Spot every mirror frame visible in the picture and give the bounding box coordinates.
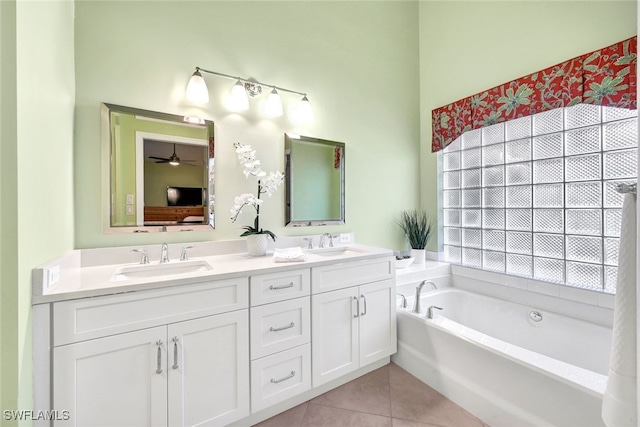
[101,103,215,233]
[284,133,345,227]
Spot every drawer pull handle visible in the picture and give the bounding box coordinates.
[353,296,360,318]
[172,337,179,370]
[361,294,367,316]
[155,340,163,374]
[270,322,295,332]
[271,370,296,384]
[269,282,294,290]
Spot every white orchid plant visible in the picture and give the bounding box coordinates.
[230,142,285,241]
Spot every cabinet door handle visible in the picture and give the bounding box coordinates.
[353,296,359,318]
[361,294,367,316]
[269,322,295,332]
[270,371,296,384]
[172,337,179,370]
[155,340,163,374]
[269,282,294,290]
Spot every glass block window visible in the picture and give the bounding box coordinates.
[442,105,638,293]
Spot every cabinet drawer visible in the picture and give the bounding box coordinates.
[250,268,310,305]
[250,344,311,413]
[311,257,394,294]
[53,277,248,346]
[250,297,310,359]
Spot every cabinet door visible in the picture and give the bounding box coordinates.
[358,279,397,366]
[311,287,359,387]
[53,327,167,427]
[167,310,249,427]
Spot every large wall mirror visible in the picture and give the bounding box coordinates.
[101,103,215,232]
[284,133,345,226]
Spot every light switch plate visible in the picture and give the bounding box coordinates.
[126,194,134,204]
[126,205,133,215]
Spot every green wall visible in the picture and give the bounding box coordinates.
[74,1,421,250]
[419,0,637,251]
[1,0,75,422]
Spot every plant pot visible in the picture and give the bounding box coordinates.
[246,234,269,256]
[411,248,426,265]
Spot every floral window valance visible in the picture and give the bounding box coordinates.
[432,36,637,152]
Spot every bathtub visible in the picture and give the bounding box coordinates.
[391,287,612,427]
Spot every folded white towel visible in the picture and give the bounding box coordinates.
[273,247,306,263]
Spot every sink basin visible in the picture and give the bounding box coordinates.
[307,247,364,257]
[111,259,213,282]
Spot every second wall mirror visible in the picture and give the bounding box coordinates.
[284,133,345,226]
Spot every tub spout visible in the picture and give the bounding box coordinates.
[412,280,437,313]
[427,305,443,319]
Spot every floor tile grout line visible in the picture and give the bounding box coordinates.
[298,400,310,427]
[308,401,393,419]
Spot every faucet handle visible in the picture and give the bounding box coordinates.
[180,246,195,261]
[131,249,149,265]
[427,306,443,319]
[397,293,407,309]
[302,237,314,249]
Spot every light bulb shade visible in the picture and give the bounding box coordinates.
[186,70,209,104]
[264,88,283,117]
[227,80,249,111]
[296,95,313,123]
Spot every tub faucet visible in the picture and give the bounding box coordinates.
[412,280,437,313]
[427,305,443,319]
[160,243,170,264]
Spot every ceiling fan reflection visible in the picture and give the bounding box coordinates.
[148,143,196,166]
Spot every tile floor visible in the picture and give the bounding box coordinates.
[253,363,487,427]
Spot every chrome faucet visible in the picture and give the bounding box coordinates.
[160,243,170,263]
[319,233,334,248]
[411,280,437,313]
[427,305,443,319]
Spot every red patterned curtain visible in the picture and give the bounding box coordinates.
[432,36,637,152]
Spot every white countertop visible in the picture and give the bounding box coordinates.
[32,243,393,304]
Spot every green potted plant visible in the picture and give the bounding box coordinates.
[397,209,432,265]
[230,142,284,256]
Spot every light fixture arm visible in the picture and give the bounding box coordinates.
[195,66,307,97]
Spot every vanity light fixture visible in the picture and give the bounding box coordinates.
[186,67,312,122]
[264,88,283,117]
[185,69,209,104]
[228,79,250,111]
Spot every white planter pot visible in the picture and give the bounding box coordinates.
[411,248,426,265]
[246,234,269,257]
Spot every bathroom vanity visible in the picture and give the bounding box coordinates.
[32,240,396,426]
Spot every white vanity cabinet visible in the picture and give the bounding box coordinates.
[311,258,396,387]
[37,246,397,427]
[51,277,250,427]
